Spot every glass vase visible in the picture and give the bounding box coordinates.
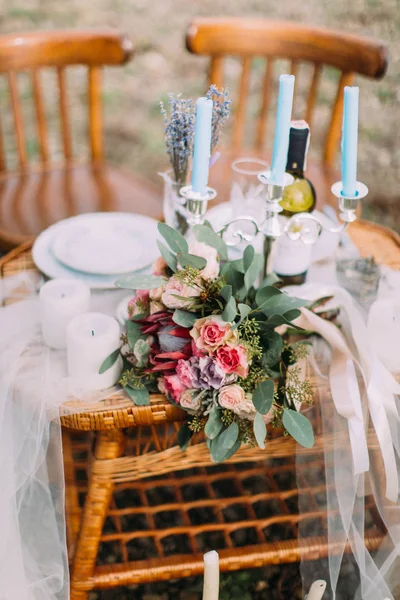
[159,171,189,237]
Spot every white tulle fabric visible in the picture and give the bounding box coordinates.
[0,273,399,599]
[288,284,400,599]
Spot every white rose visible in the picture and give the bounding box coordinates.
[180,390,201,412]
[161,276,197,310]
[188,241,220,280]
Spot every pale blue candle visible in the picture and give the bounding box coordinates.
[270,74,295,186]
[341,86,359,197]
[192,97,213,195]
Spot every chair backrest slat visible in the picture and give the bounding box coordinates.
[32,69,49,163]
[0,112,6,171]
[0,31,133,172]
[324,71,354,166]
[232,57,251,151]
[255,59,274,152]
[57,67,73,161]
[305,64,322,127]
[186,18,388,165]
[8,72,27,169]
[88,66,103,162]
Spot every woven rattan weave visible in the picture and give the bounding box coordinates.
[1,219,399,599]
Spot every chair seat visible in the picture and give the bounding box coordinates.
[0,163,163,251]
[209,150,340,212]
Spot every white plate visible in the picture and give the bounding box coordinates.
[32,213,159,290]
[206,203,340,263]
[52,213,158,275]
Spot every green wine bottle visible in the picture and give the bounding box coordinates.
[273,120,316,286]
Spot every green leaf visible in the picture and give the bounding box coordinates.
[283,308,302,322]
[210,436,241,463]
[127,319,144,350]
[254,412,267,449]
[192,224,228,260]
[177,422,193,451]
[238,303,251,321]
[133,339,151,367]
[221,421,239,450]
[124,385,150,406]
[220,285,232,303]
[99,347,120,374]
[244,253,262,291]
[260,331,283,367]
[259,273,281,287]
[115,273,165,290]
[243,244,255,271]
[178,253,207,269]
[172,309,197,328]
[260,312,303,331]
[252,379,275,415]
[157,240,177,272]
[260,292,309,317]
[282,409,314,448]
[255,285,282,307]
[204,407,223,440]
[221,296,237,322]
[223,264,245,295]
[158,222,189,254]
[230,258,245,273]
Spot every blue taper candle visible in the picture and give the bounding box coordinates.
[341,86,359,197]
[270,74,295,186]
[192,97,213,195]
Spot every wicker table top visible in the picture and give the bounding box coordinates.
[1,219,399,431]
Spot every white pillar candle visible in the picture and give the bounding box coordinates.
[40,279,90,349]
[67,312,122,392]
[202,550,219,600]
[306,580,327,599]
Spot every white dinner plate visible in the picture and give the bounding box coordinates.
[206,203,340,263]
[52,213,158,275]
[32,213,159,290]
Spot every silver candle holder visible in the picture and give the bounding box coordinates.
[216,170,368,279]
[179,185,217,229]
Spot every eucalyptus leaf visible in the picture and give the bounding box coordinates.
[172,309,197,328]
[204,407,223,440]
[259,292,309,317]
[127,319,144,350]
[220,285,232,303]
[254,412,266,449]
[282,409,315,448]
[261,312,303,331]
[252,379,275,414]
[157,240,177,272]
[192,224,228,260]
[244,253,262,291]
[243,245,255,271]
[230,258,245,273]
[98,348,120,374]
[218,439,241,462]
[158,222,188,254]
[123,385,150,406]
[221,296,237,322]
[221,421,239,450]
[115,273,166,290]
[259,273,281,287]
[260,331,283,367]
[224,265,245,295]
[255,285,282,307]
[238,303,251,321]
[178,253,207,270]
[211,435,241,463]
[133,338,151,367]
[177,422,193,451]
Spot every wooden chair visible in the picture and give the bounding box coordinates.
[0,30,161,251]
[186,19,388,208]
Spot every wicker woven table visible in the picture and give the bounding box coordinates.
[1,219,400,600]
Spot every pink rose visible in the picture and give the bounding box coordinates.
[176,357,200,388]
[215,344,248,378]
[152,256,168,277]
[161,276,197,310]
[190,316,237,353]
[180,389,201,412]
[188,241,220,280]
[218,384,246,413]
[128,289,150,317]
[163,374,187,403]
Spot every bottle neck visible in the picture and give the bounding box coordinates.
[286,121,310,178]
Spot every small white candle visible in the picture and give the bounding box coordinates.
[67,312,122,392]
[202,550,219,600]
[40,279,90,349]
[306,580,327,599]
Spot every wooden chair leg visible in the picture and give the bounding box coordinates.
[70,429,125,600]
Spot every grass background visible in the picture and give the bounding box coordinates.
[0,0,399,229]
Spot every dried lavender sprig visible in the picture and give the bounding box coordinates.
[206,85,232,153]
[160,94,195,185]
